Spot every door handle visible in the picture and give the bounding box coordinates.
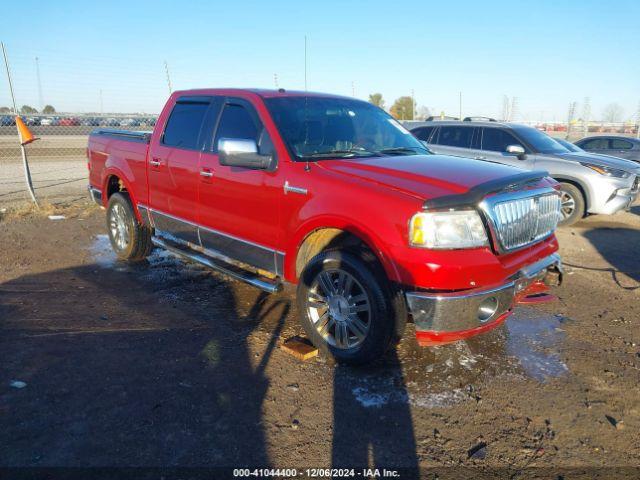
[200,170,213,178]
[149,158,162,167]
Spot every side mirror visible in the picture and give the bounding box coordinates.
[218,138,273,170]
[506,144,526,160]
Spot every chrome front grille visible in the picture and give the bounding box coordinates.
[483,189,561,252]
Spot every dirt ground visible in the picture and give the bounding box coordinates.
[0,199,639,478]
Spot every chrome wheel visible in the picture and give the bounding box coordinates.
[306,270,371,349]
[109,203,131,251]
[560,191,576,219]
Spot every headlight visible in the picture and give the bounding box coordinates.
[580,162,630,178]
[409,210,489,249]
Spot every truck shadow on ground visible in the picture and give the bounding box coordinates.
[0,238,422,471]
[581,227,640,288]
[0,259,279,467]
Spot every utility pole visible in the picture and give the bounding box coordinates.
[99,89,103,115]
[581,97,591,138]
[2,42,38,206]
[411,89,415,120]
[35,56,44,111]
[459,91,462,120]
[273,73,279,89]
[566,101,577,139]
[510,97,518,122]
[304,35,308,91]
[636,101,640,139]
[351,81,355,97]
[164,60,173,95]
[501,95,510,122]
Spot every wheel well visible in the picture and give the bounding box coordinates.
[554,178,588,211]
[106,175,126,199]
[295,228,380,278]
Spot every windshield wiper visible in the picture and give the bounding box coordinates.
[377,147,427,156]
[300,149,379,160]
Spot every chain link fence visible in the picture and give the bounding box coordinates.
[0,45,169,204]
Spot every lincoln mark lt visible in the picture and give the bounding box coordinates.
[88,89,564,364]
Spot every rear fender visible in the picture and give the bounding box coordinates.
[101,166,143,222]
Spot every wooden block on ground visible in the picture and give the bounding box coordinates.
[281,336,318,361]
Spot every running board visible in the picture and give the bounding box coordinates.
[151,237,282,293]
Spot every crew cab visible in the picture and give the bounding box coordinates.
[88,89,563,364]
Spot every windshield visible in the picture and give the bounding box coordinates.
[511,125,570,154]
[555,138,583,152]
[264,96,429,160]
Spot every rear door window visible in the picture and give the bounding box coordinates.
[581,138,609,150]
[438,126,474,148]
[481,128,521,152]
[162,100,210,149]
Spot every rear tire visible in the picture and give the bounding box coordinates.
[296,250,406,365]
[106,192,153,262]
[557,182,585,226]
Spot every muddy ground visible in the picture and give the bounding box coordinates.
[0,200,639,478]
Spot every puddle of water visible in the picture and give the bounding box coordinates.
[348,307,570,409]
[505,308,569,382]
[89,234,120,268]
[87,234,215,299]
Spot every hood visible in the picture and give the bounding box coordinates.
[555,151,640,172]
[317,154,531,201]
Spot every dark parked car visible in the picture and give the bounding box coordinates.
[0,115,16,126]
[575,136,640,162]
[80,117,101,127]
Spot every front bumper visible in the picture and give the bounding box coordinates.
[406,253,562,346]
[588,174,639,215]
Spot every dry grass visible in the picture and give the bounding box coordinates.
[0,199,98,223]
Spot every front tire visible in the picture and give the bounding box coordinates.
[106,192,153,262]
[296,250,406,365]
[558,182,585,226]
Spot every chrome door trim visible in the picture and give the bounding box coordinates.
[137,204,284,275]
[148,208,200,246]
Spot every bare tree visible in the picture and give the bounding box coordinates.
[416,105,431,121]
[602,103,624,123]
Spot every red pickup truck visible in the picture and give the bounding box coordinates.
[88,89,563,364]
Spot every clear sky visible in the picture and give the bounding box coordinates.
[1,0,639,121]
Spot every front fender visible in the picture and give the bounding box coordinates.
[284,214,402,284]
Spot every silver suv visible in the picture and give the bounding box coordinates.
[409,121,640,225]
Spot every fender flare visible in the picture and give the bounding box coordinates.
[284,214,402,284]
[101,166,143,221]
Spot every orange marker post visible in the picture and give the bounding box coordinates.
[14,116,39,205]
